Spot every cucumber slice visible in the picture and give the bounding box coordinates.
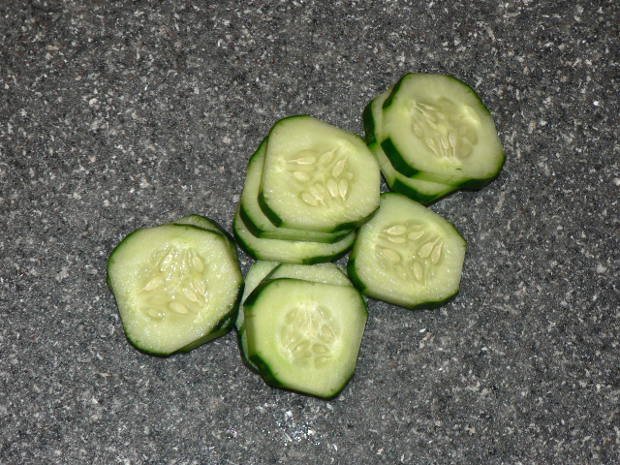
[365,89,458,204]
[107,224,243,355]
[240,139,352,243]
[174,214,224,235]
[266,263,352,287]
[244,278,367,398]
[238,262,353,371]
[259,115,380,232]
[233,210,355,264]
[381,73,505,186]
[348,193,466,309]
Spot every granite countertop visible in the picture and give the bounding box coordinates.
[1,1,618,464]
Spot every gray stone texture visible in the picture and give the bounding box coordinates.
[0,0,618,464]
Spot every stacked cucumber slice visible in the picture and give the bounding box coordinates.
[234,115,381,264]
[107,72,505,399]
[238,262,367,398]
[364,73,505,203]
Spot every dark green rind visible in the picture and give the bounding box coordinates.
[250,352,356,400]
[362,100,376,145]
[346,257,367,294]
[257,190,284,227]
[178,279,245,352]
[233,212,355,264]
[382,73,408,110]
[387,175,457,205]
[300,248,351,265]
[240,202,351,244]
[381,138,421,177]
[236,327,259,372]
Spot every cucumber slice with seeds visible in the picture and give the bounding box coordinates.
[348,193,466,309]
[240,140,352,243]
[259,115,380,232]
[107,224,243,355]
[244,278,367,398]
[233,210,355,264]
[380,73,505,186]
[238,262,353,371]
[365,89,458,204]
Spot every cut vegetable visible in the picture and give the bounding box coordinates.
[259,115,380,232]
[266,263,351,287]
[244,278,367,398]
[238,262,353,371]
[364,88,458,204]
[233,210,355,264]
[107,224,243,355]
[240,140,352,243]
[348,193,466,309]
[380,73,505,187]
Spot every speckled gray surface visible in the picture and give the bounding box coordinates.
[1,0,618,464]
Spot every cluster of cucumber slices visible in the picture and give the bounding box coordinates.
[107,73,504,398]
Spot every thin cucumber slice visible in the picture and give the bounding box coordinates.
[238,262,352,371]
[348,193,466,309]
[174,214,238,254]
[266,263,351,287]
[240,140,352,243]
[233,210,355,264]
[107,224,243,355]
[174,214,224,235]
[259,115,380,232]
[381,73,505,186]
[244,278,367,398]
[236,260,279,330]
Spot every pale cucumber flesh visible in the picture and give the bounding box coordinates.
[381,73,505,185]
[348,193,466,309]
[244,278,367,398]
[107,224,243,355]
[260,115,380,232]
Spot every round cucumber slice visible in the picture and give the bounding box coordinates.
[240,139,352,243]
[259,115,380,232]
[381,73,505,186]
[365,89,458,204]
[348,193,466,309]
[238,262,353,372]
[107,224,243,355]
[244,278,368,398]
